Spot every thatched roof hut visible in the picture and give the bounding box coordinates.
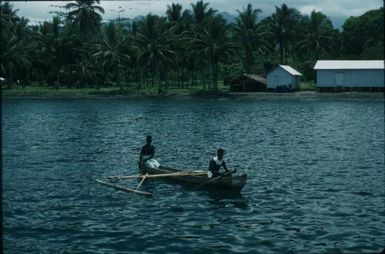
[225,74,267,92]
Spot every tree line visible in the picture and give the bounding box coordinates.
[0,1,383,92]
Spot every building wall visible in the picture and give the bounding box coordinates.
[316,69,384,87]
[291,76,300,90]
[267,67,296,89]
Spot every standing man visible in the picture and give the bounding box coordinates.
[139,135,155,170]
[208,148,234,177]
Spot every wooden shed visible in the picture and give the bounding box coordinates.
[226,74,266,92]
[314,60,384,92]
[266,65,302,92]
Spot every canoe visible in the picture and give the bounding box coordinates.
[143,165,247,192]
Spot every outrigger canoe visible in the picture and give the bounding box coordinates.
[143,165,247,192]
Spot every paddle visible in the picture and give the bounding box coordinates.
[194,169,237,190]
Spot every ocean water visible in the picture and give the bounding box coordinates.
[2,96,384,253]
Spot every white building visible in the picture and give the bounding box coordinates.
[266,65,302,92]
[314,60,384,91]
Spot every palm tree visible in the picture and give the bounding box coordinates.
[191,0,216,25]
[0,2,32,84]
[166,3,182,24]
[63,0,104,87]
[32,18,61,84]
[296,10,336,60]
[0,2,19,31]
[267,4,301,64]
[234,4,268,74]
[165,4,194,88]
[93,22,132,89]
[191,16,236,90]
[65,0,104,35]
[136,14,176,90]
[0,35,31,83]
[0,19,32,83]
[31,17,80,86]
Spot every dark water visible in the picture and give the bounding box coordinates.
[3,96,384,253]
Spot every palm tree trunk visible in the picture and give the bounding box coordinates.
[178,67,182,88]
[135,67,139,83]
[9,67,13,84]
[212,62,218,91]
[201,70,206,90]
[158,69,161,93]
[245,47,252,74]
[280,41,284,64]
[190,71,194,87]
[315,48,320,61]
[181,66,184,89]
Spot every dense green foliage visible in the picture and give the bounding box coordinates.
[0,1,383,92]
[341,8,384,59]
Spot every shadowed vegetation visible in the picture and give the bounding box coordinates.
[0,1,383,94]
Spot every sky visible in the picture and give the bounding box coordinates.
[7,0,384,27]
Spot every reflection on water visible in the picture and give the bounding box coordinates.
[2,97,384,253]
[206,190,249,210]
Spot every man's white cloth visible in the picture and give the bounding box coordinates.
[213,156,223,166]
[145,159,160,169]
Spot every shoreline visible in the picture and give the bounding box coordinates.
[2,85,383,100]
[2,91,384,100]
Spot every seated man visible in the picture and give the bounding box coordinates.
[208,148,233,178]
[139,135,156,171]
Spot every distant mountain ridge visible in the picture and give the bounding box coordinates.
[217,12,345,29]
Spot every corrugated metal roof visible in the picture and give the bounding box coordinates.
[279,65,302,75]
[314,60,384,70]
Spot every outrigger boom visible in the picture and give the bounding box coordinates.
[95,179,152,196]
[108,171,207,180]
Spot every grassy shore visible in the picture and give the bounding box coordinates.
[1,83,232,97]
[299,81,317,91]
[5,82,383,99]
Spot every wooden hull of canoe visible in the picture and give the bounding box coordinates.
[143,165,247,192]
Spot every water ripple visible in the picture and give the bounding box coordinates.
[2,97,384,253]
